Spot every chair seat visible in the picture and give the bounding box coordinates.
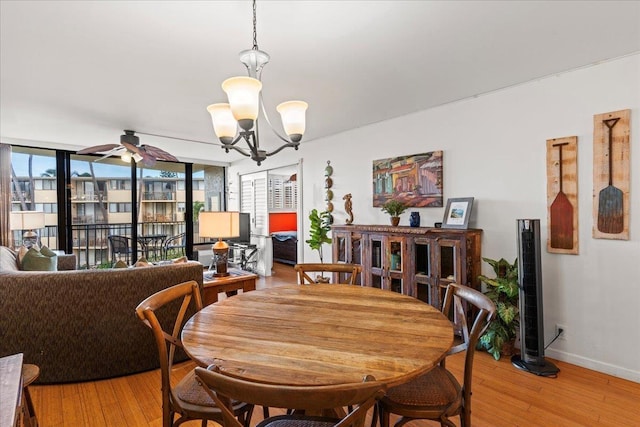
[22,364,40,386]
[382,366,461,410]
[176,370,248,410]
[257,414,339,427]
[176,370,217,406]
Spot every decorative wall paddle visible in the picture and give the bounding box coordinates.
[550,142,574,249]
[597,118,623,234]
[546,136,578,254]
[592,109,630,241]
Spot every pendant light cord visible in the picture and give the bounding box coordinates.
[252,0,259,50]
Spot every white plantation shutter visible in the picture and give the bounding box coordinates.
[268,174,297,211]
[284,180,296,210]
[240,171,271,276]
[268,175,285,210]
[240,171,268,236]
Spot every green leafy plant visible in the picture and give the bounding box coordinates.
[193,200,205,222]
[381,199,408,217]
[305,209,332,263]
[477,257,520,360]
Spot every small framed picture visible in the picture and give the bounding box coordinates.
[442,197,474,229]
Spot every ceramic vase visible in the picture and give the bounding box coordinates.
[409,211,420,227]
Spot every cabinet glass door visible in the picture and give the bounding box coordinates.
[334,233,348,263]
[351,233,363,285]
[435,239,461,309]
[369,235,384,289]
[413,238,432,303]
[387,236,405,294]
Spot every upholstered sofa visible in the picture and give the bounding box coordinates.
[0,246,203,383]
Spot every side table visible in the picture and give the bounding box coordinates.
[202,268,258,306]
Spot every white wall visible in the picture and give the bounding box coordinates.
[230,54,640,382]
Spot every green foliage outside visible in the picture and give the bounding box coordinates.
[477,257,520,360]
[193,200,205,222]
[305,209,332,263]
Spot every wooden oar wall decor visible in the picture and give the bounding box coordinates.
[547,137,578,254]
[593,109,630,240]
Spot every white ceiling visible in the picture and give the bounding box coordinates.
[1,1,639,164]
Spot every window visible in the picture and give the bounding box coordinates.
[110,179,131,190]
[10,147,59,250]
[35,179,56,190]
[7,144,229,267]
[109,203,131,213]
[35,203,58,213]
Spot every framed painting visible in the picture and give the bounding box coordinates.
[372,150,443,207]
[441,197,474,229]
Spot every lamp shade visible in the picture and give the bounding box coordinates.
[207,103,238,140]
[222,76,262,124]
[10,211,45,231]
[276,100,308,142]
[199,211,240,239]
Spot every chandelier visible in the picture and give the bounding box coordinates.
[207,0,308,166]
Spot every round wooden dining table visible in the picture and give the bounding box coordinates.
[181,284,453,387]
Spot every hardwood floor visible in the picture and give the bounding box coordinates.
[29,263,640,426]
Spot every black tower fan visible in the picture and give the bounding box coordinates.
[511,219,560,377]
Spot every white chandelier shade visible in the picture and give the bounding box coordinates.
[207,103,238,142]
[276,100,308,142]
[221,76,263,129]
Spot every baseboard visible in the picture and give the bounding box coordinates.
[545,348,640,383]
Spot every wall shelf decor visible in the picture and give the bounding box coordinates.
[546,136,578,254]
[324,161,334,223]
[592,109,630,240]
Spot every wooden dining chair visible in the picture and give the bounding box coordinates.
[196,365,385,427]
[135,280,254,427]
[373,283,496,427]
[294,263,362,285]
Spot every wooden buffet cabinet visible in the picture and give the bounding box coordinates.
[331,224,482,310]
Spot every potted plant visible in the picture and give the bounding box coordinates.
[381,199,408,226]
[477,257,520,360]
[305,209,332,282]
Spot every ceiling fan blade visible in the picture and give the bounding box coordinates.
[139,149,156,167]
[94,147,126,163]
[76,144,120,155]
[121,141,141,154]
[141,145,178,162]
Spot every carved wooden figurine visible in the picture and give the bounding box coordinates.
[343,193,354,225]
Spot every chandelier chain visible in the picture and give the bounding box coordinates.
[252,0,258,50]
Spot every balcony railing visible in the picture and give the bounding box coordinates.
[141,213,183,223]
[71,192,106,202]
[70,221,187,268]
[142,191,176,201]
[12,221,187,269]
[72,215,107,224]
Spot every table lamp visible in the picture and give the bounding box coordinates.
[199,211,240,277]
[10,211,46,248]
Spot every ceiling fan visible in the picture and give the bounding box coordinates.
[76,130,178,167]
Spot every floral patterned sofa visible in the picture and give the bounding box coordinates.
[0,246,203,383]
